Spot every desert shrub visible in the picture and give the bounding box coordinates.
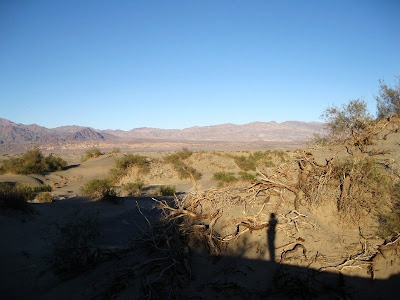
[82,148,103,162]
[163,151,201,180]
[12,182,35,200]
[176,147,193,160]
[46,209,101,279]
[378,183,400,240]
[0,149,67,174]
[273,150,287,162]
[109,154,149,183]
[108,167,127,183]
[110,147,121,154]
[311,133,330,146]
[234,155,257,171]
[164,148,193,163]
[123,178,145,196]
[173,160,201,180]
[33,185,52,192]
[115,154,149,173]
[0,183,30,211]
[376,77,400,119]
[320,158,394,221]
[44,154,67,171]
[232,151,287,171]
[18,148,47,174]
[321,99,375,150]
[81,179,115,200]
[213,172,238,186]
[159,186,176,196]
[0,182,54,210]
[239,171,257,181]
[35,192,53,203]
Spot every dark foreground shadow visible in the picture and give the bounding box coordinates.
[1,196,398,299]
[187,253,400,299]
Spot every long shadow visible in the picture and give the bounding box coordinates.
[188,253,400,299]
[267,212,278,262]
[62,164,80,171]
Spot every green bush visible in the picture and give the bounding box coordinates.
[0,149,67,174]
[81,179,115,200]
[213,172,238,186]
[159,186,176,196]
[82,148,103,162]
[123,178,145,196]
[239,172,257,181]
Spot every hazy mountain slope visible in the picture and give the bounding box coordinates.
[0,117,324,144]
[106,121,324,142]
[0,118,119,144]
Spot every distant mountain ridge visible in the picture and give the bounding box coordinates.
[0,117,325,145]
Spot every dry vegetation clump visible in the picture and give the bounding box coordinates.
[297,151,396,223]
[163,148,202,180]
[96,190,233,298]
[46,209,103,279]
[378,183,400,238]
[302,77,400,237]
[229,150,288,171]
[34,191,53,203]
[81,148,103,162]
[0,148,67,174]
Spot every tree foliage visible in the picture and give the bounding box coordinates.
[376,77,400,119]
[321,99,373,141]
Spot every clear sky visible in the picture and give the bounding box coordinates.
[1,0,399,130]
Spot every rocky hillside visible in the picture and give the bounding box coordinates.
[0,117,324,145]
[0,118,118,144]
[107,121,325,142]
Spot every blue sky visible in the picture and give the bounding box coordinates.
[1,0,399,130]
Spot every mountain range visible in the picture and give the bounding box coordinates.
[0,117,325,145]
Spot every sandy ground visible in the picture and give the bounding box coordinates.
[0,144,399,298]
